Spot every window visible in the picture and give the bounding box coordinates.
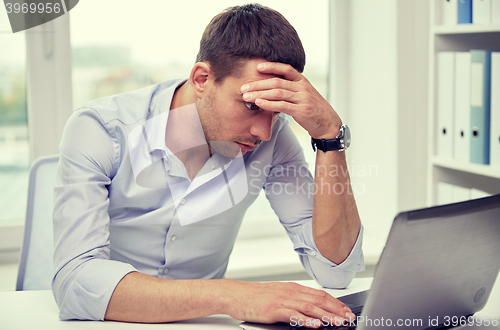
[0,8,29,228]
[69,0,328,237]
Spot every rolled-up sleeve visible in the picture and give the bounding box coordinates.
[52,109,137,321]
[264,121,365,289]
[292,222,364,288]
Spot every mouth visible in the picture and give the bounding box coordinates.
[236,142,258,152]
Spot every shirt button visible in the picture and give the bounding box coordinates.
[180,199,186,205]
[163,268,169,274]
[310,251,317,256]
[171,235,177,241]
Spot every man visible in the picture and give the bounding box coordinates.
[52,3,364,327]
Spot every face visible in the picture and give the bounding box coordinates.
[196,59,281,158]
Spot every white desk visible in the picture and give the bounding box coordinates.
[0,279,371,329]
[1,277,499,329]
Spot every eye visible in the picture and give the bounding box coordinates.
[244,103,260,111]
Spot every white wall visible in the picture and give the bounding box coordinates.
[330,0,429,249]
[349,0,398,243]
[331,0,398,244]
[396,0,429,212]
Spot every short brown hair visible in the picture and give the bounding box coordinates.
[196,3,306,83]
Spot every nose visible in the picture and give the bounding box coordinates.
[249,111,279,142]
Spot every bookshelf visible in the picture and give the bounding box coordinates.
[432,156,500,179]
[434,24,500,34]
[427,1,500,205]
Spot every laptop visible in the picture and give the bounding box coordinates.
[240,194,500,329]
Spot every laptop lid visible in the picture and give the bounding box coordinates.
[358,194,500,330]
[240,195,500,330]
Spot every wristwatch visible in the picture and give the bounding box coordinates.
[311,124,351,152]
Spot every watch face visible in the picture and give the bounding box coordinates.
[341,125,351,149]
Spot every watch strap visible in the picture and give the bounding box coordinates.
[311,137,342,152]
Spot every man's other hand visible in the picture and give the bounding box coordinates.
[223,280,355,329]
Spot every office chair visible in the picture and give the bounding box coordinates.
[16,154,59,291]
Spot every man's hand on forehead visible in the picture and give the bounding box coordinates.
[240,62,342,140]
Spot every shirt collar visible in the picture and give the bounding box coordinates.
[137,78,243,181]
[146,79,187,155]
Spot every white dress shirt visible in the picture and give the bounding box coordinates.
[52,79,365,321]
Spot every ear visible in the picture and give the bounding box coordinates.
[190,62,213,99]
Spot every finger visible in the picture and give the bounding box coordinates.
[271,282,352,314]
[276,309,323,329]
[281,299,347,326]
[298,286,352,311]
[241,77,299,94]
[295,291,355,320]
[242,89,298,104]
[254,98,296,116]
[256,62,302,82]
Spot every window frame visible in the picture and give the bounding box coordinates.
[0,14,73,262]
